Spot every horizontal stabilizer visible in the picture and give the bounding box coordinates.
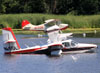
[5,39,16,44]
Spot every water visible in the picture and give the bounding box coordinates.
[0,33,100,73]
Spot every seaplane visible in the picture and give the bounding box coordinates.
[22,19,68,31]
[2,27,63,55]
[46,24,97,54]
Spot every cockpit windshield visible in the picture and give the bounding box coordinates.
[71,41,78,46]
[62,40,78,48]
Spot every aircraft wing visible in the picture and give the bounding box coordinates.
[59,33,73,37]
[44,19,68,30]
[59,33,73,41]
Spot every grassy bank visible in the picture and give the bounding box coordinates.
[0,14,100,29]
[0,29,45,35]
[0,28,100,35]
[63,28,100,33]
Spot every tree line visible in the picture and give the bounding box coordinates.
[0,0,100,15]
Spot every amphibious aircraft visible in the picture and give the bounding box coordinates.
[22,19,68,31]
[46,25,97,54]
[2,27,63,55]
[2,26,97,56]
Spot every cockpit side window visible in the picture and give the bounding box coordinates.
[62,42,70,47]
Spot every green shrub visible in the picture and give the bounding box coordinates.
[0,14,100,29]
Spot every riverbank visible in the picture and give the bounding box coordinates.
[0,28,100,35]
[63,28,100,33]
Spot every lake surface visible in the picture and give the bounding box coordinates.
[0,32,100,73]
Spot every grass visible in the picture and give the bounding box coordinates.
[0,13,100,34]
[63,28,100,33]
[0,13,100,29]
[0,28,100,35]
[9,29,45,35]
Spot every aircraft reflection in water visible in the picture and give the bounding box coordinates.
[2,19,97,56]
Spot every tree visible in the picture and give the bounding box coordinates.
[0,0,99,15]
[30,0,46,13]
[55,0,73,14]
[73,0,99,15]
[0,0,6,13]
[0,0,21,13]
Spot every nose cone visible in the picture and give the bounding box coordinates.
[78,43,98,49]
[92,44,98,48]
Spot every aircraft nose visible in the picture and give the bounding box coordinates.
[96,45,98,48]
[93,44,98,48]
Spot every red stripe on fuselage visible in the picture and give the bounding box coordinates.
[46,29,59,33]
[49,44,62,47]
[63,46,96,50]
[5,48,41,54]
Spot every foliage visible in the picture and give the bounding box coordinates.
[0,14,100,29]
[73,0,99,15]
[0,0,100,15]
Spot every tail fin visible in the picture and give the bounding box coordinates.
[2,27,21,51]
[22,20,30,29]
[22,20,34,30]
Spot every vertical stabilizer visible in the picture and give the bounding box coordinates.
[22,20,30,29]
[22,20,34,30]
[2,27,20,51]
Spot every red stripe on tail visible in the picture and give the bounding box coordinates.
[3,27,21,49]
